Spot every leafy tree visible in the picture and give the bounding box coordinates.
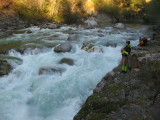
[146,0,160,22]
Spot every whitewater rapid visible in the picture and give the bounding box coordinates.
[0,25,147,120]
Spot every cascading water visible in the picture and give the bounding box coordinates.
[0,25,147,120]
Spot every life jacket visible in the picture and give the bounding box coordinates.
[144,37,148,40]
[123,45,131,56]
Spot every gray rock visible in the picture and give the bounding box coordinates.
[0,55,23,66]
[39,66,65,75]
[41,23,57,29]
[114,23,125,29]
[98,34,104,37]
[59,58,74,66]
[81,43,103,53]
[54,43,72,53]
[17,43,45,54]
[26,30,32,34]
[98,29,102,32]
[130,54,141,68]
[0,58,12,76]
[85,19,97,29]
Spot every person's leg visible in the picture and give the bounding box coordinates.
[124,57,128,72]
[122,56,125,71]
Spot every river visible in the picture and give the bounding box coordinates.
[0,24,149,120]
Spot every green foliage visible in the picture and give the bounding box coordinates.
[10,0,160,23]
[131,0,145,8]
[146,0,160,22]
[91,0,98,4]
[42,2,49,13]
[88,113,106,120]
[98,2,120,19]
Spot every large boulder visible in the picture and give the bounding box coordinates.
[39,66,65,75]
[54,43,72,53]
[114,23,125,29]
[81,43,103,53]
[59,58,74,66]
[85,18,97,29]
[0,59,12,76]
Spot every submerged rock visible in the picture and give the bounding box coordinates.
[17,43,45,54]
[39,66,65,75]
[67,34,79,41]
[59,58,74,66]
[0,55,23,65]
[98,34,104,37]
[106,43,117,47]
[54,43,72,53]
[0,58,12,76]
[81,43,103,53]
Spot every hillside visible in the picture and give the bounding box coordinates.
[0,0,159,24]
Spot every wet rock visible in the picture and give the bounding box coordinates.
[81,43,103,53]
[0,58,12,76]
[39,66,65,75]
[17,43,45,54]
[98,29,102,32]
[0,30,7,38]
[0,55,23,66]
[106,43,117,47]
[67,34,79,41]
[59,58,74,66]
[54,43,72,53]
[85,18,97,29]
[98,34,104,37]
[12,30,27,34]
[0,17,26,30]
[114,23,125,29]
[52,34,59,37]
[26,30,32,34]
[41,23,57,29]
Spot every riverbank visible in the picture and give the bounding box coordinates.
[74,27,160,120]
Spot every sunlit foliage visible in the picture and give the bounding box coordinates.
[0,0,158,23]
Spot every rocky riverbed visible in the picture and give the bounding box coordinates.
[74,28,160,120]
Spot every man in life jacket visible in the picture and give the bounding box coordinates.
[138,37,148,46]
[121,41,131,73]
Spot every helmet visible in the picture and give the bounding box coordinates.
[126,41,130,44]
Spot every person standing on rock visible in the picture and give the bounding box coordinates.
[121,41,131,73]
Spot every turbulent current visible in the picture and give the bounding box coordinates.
[0,25,148,120]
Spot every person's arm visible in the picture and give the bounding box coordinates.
[123,46,131,55]
[123,50,129,55]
